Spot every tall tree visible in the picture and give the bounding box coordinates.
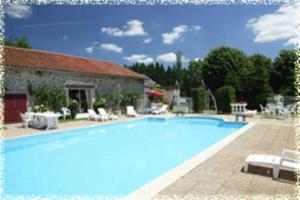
[174,51,186,92]
[201,46,252,100]
[175,51,183,70]
[270,50,296,96]
[183,59,203,96]
[5,36,32,49]
[246,54,273,109]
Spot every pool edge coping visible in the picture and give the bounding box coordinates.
[4,115,239,141]
[3,116,147,141]
[124,122,255,200]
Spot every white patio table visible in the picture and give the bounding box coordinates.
[32,112,61,130]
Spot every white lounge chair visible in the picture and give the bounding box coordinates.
[146,103,159,114]
[152,104,168,115]
[88,109,108,121]
[98,108,118,120]
[61,107,71,120]
[244,148,300,179]
[20,113,33,128]
[273,149,300,179]
[126,106,137,117]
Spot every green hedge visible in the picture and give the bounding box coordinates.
[215,86,236,113]
[191,87,205,113]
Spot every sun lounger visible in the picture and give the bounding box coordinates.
[98,108,118,120]
[88,109,108,121]
[244,148,300,179]
[152,104,168,115]
[273,149,300,179]
[126,106,137,117]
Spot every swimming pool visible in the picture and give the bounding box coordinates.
[4,117,246,196]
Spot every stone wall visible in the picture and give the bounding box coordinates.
[5,67,144,95]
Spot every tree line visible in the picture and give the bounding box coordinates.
[126,47,296,110]
[5,37,295,110]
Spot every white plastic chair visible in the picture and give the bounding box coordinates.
[61,107,71,120]
[278,108,291,119]
[260,104,270,118]
[20,113,33,128]
[126,106,137,117]
[289,104,296,115]
[98,108,117,120]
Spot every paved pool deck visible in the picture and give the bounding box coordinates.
[1,113,297,198]
[159,115,297,198]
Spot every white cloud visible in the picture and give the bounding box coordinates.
[123,54,154,64]
[5,4,32,19]
[247,2,300,46]
[101,19,147,37]
[284,38,298,46]
[157,52,177,62]
[85,47,94,54]
[193,57,203,62]
[157,52,189,63]
[100,43,123,53]
[183,57,190,63]
[191,25,201,31]
[62,36,68,40]
[144,38,152,44]
[162,25,189,44]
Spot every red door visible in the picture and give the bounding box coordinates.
[4,94,27,123]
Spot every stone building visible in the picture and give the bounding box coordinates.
[3,46,145,123]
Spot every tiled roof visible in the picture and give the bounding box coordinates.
[4,46,146,80]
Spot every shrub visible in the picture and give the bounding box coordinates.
[31,86,50,108]
[191,87,205,113]
[67,100,79,119]
[215,86,236,113]
[122,92,142,108]
[93,98,106,113]
[33,104,48,112]
[48,89,67,112]
[30,86,66,112]
[106,84,124,111]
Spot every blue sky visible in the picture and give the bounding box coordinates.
[4,3,297,66]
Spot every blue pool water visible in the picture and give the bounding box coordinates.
[4,117,245,196]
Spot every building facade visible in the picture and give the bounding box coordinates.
[3,46,145,123]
